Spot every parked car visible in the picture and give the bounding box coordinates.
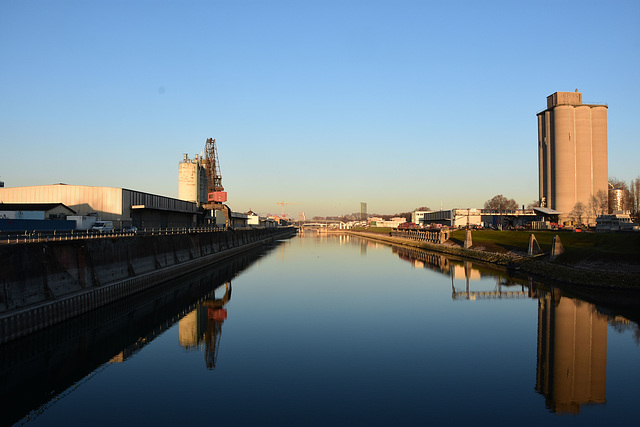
[123,226,137,233]
[91,221,114,233]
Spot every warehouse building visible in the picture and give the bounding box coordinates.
[0,184,199,229]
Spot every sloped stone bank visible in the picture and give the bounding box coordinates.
[347,231,640,289]
[0,227,295,343]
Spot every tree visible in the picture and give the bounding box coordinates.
[630,176,640,218]
[526,200,540,209]
[484,195,518,211]
[570,201,586,225]
[609,177,629,191]
[588,195,600,222]
[595,189,608,216]
[415,206,431,212]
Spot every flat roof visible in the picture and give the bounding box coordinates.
[533,207,562,215]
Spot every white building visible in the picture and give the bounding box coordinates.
[178,153,208,205]
[370,217,407,228]
[417,209,482,228]
[596,213,639,232]
[246,211,260,226]
[411,210,432,225]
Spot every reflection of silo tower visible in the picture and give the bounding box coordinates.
[536,291,607,414]
[178,306,208,350]
[537,91,608,221]
[608,187,629,213]
[178,153,208,205]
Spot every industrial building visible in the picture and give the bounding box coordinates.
[0,139,251,232]
[537,91,608,223]
[0,202,77,232]
[178,153,208,205]
[179,138,230,227]
[0,203,75,220]
[0,184,199,229]
[412,209,482,228]
[608,187,629,213]
[412,208,550,229]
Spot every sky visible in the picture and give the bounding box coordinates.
[1,0,639,218]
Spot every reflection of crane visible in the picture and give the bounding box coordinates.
[276,201,300,218]
[202,282,232,370]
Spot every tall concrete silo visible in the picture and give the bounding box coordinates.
[537,91,608,223]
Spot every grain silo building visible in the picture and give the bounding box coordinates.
[537,91,608,223]
[178,153,208,205]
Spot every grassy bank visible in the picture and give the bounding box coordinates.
[449,229,640,266]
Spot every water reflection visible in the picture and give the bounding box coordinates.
[179,282,231,369]
[393,245,530,299]
[536,288,607,414]
[3,235,639,424]
[391,244,638,415]
[0,243,278,426]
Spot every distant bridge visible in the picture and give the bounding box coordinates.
[296,220,348,229]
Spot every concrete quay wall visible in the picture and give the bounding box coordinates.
[0,227,295,344]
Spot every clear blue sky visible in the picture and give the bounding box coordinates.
[1,0,639,218]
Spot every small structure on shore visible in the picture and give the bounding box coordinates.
[550,235,564,260]
[528,234,542,256]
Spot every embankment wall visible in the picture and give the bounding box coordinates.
[0,227,295,343]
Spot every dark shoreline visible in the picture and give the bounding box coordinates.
[345,231,640,290]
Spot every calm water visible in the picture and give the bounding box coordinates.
[2,234,640,426]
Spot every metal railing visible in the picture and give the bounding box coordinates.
[0,226,229,244]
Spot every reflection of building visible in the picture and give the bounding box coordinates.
[179,306,209,349]
[536,291,607,414]
[178,282,231,369]
[537,91,608,223]
[451,263,481,281]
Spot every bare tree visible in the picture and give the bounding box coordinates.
[526,200,540,209]
[588,195,600,222]
[630,176,640,218]
[570,201,586,225]
[609,177,629,191]
[484,195,518,211]
[594,189,608,216]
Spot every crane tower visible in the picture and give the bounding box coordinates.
[204,138,227,203]
[202,138,229,228]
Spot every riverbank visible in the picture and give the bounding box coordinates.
[346,230,640,289]
[0,227,296,344]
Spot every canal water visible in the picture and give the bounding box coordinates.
[2,234,640,426]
